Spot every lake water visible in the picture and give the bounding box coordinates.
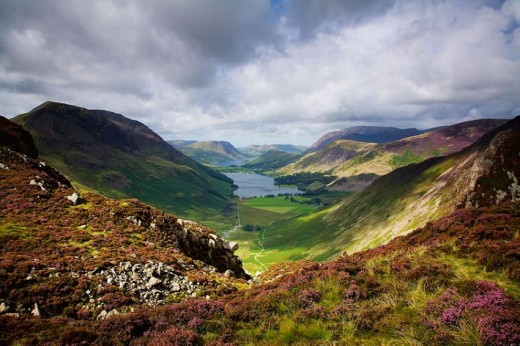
[224,172,301,198]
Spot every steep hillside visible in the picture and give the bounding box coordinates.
[259,116,520,263]
[0,125,249,328]
[242,149,301,171]
[4,197,519,344]
[12,102,234,219]
[240,144,307,157]
[280,119,506,190]
[179,140,246,166]
[279,139,376,175]
[308,126,423,152]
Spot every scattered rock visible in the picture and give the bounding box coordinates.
[67,192,79,205]
[224,270,234,277]
[96,310,108,320]
[31,303,41,318]
[105,309,120,319]
[228,241,239,252]
[146,277,162,289]
[0,302,8,313]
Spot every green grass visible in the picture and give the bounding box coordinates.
[243,196,316,214]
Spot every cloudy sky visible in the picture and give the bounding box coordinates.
[1,0,519,146]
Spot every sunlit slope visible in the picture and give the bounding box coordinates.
[278,119,506,190]
[260,116,520,262]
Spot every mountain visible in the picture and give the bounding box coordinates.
[279,119,506,190]
[308,126,423,152]
[12,101,234,219]
[0,115,38,158]
[178,140,246,166]
[239,144,307,157]
[259,116,520,263]
[241,150,301,171]
[0,120,248,331]
[167,139,197,149]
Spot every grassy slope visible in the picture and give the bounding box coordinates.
[13,102,234,221]
[279,140,375,174]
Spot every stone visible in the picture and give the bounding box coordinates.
[131,272,140,281]
[106,309,120,319]
[0,302,8,313]
[146,277,162,289]
[96,310,108,320]
[171,282,181,292]
[31,303,40,317]
[228,241,239,252]
[224,270,234,277]
[29,179,37,185]
[67,192,79,205]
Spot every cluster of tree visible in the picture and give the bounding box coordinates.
[242,224,262,232]
[284,196,322,205]
[274,172,336,191]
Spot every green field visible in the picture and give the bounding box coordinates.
[223,196,321,274]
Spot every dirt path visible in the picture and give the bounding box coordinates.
[253,227,268,271]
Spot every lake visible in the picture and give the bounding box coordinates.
[224,172,302,198]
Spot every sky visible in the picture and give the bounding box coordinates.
[0,0,519,147]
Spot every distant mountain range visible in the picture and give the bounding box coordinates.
[279,119,506,190]
[239,144,307,157]
[242,149,301,171]
[12,101,234,219]
[262,116,520,262]
[172,140,246,166]
[307,126,424,152]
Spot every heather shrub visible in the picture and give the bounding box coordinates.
[57,327,98,346]
[147,327,202,346]
[353,303,392,331]
[299,289,322,307]
[423,281,520,345]
[97,313,153,344]
[294,305,329,323]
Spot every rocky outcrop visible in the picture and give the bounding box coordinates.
[112,203,248,279]
[0,115,38,158]
[463,117,520,208]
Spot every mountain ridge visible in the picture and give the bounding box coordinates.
[279,119,506,190]
[12,101,234,219]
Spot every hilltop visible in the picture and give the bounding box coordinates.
[308,126,423,152]
[177,140,246,166]
[12,102,234,220]
[242,149,301,171]
[240,144,307,157]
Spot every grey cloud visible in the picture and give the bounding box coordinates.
[0,0,519,147]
